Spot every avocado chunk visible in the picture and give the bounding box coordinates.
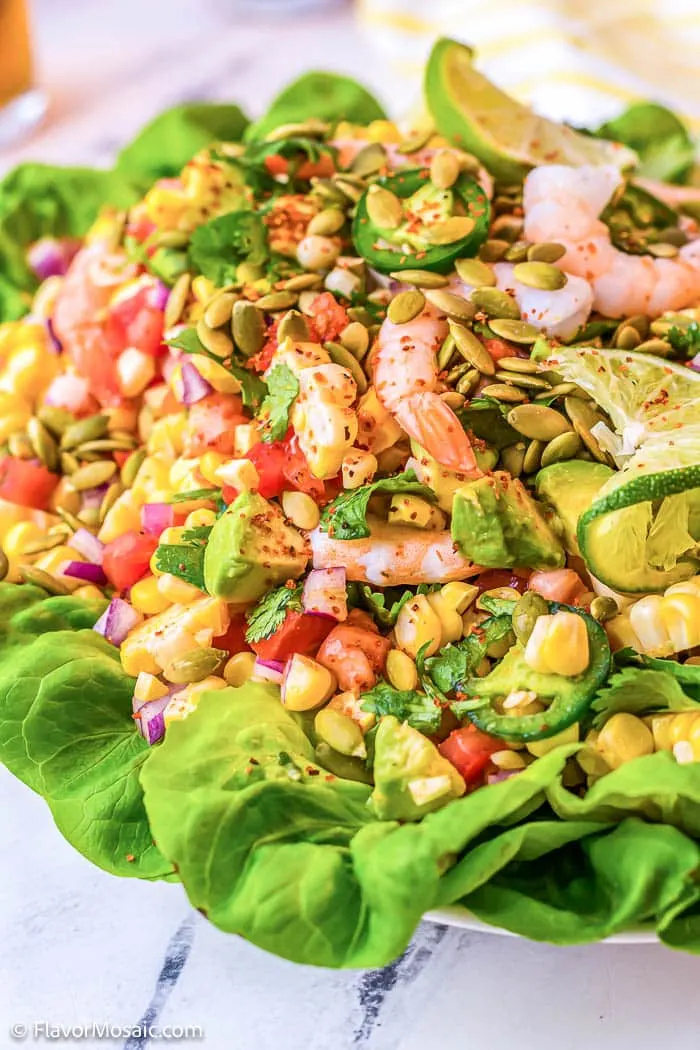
[388,493,446,529]
[204,490,308,602]
[451,471,565,569]
[536,460,614,555]
[370,715,465,821]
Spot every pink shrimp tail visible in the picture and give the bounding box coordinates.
[395,392,481,473]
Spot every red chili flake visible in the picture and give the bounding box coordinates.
[126,854,135,863]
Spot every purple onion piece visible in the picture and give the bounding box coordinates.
[180,360,214,405]
[27,236,80,280]
[149,279,171,311]
[68,527,105,565]
[93,597,142,646]
[141,502,175,535]
[135,695,171,746]
[62,560,107,585]
[80,484,109,510]
[253,658,285,684]
[486,770,521,785]
[302,566,347,620]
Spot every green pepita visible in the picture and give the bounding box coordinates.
[283,272,323,292]
[507,403,572,441]
[56,506,83,532]
[455,258,496,287]
[264,119,328,142]
[437,333,456,370]
[635,337,673,356]
[204,291,237,329]
[495,371,551,391]
[61,414,109,451]
[277,309,310,343]
[27,417,59,472]
[196,318,233,359]
[449,321,495,375]
[423,216,475,245]
[19,565,70,595]
[232,300,266,358]
[503,240,530,263]
[307,208,346,238]
[339,321,370,360]
[563,397,614,465]
[487,319,540,345]
[350,142,388,178]
[527,242,566,264]
[255,290,298,312]
[325,341,368,394]
[0,548,9,581]
[430,149,460,190]
[60,451,79,475]
[470,287,521,320]
[456,368,481,396]
[163,647,228,684]
[648,242,679,258]
[499,443,526,478]
[78,507,101,528]
[8,433,34,459]
[99,481,124,524]
[622,314,650,339]
[522,438,545,473]
[366,185,404,230]
[512,261,567,291]
[479,238,510,262]
[440,391,466,410]
[424,288,476,322]
[480,383,527,403]
[539,430,583,467]
[613,324,642,350]
[333,177,364,203]
[534,382,579,401]
[21,534,66,556]
[390,269,448,289]
[70,460,118,492]
[492,218,524,244]
[387,289,426,325]
[310,177,347,206]
[512,591,549,644]
[36,406,74,436]
[164,272,192,330]
[396,128,433,154]
[121,448,146,489]
[347,306,373,327]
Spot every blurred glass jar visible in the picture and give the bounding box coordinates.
[0,0,47,146]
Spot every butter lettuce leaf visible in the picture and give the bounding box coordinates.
[116,103,249,179]
[247,72,386,141]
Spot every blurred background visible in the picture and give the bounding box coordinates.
[2,0,700,172]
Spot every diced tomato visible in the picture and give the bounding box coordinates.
[102,531,159,592]
[307,291,349,342]
[184,393,248,456]
[0,458,59,511]
[125,213,157,243]
[475,568,529,594]
[246,441,287,498]
[264,153,335,181]
[282,435,325,500]
[484,337,517,364]
[248,320,280,375]
[105,277,165,357]
[214,613,251,655]
[439,725,504,786]
[251,609,334,662]
[316,623,392,693]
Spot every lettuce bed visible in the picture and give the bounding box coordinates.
[3,584,700,966]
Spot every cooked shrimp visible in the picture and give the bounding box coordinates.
[523,164,700,318]
[372,305,480,472]
[309,517,481,586]
[316,623,391,693]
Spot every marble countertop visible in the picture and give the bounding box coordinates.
[3,3,700,1048]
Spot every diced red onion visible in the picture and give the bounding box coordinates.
[68,527,105,564]
[27,236,80,280]
[302,567,347,621]
[690,353,700,372]
[161,350,180,383]
[141,502,175,535]
[80,483,109,510]
[486,770,521,785]
[62,560,108,585]
[45,317,63,354]
[253,658,285,684]
[149,279,170,311]
[180,359,214,405]
[93,597,143,646]
[134,695,171,746]
[44,372,92,409]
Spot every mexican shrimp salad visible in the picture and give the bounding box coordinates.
[5,39,700,966]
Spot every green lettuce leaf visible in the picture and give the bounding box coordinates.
[0,584,173,879]
[189,210,267,285]
[116,103,250,179]
[246,72,386,141]
[591,667,700,729]
[596,102,694,183]
[319,469,435,541]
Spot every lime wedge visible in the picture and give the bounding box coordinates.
[425,39,638,182]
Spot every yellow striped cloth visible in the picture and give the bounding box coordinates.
[358,0,700,132]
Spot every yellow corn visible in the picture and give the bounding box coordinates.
[280,653,335,712]
[0,340,59,400]
[131,453,174,501]
[0,406,32,444]
[427,591,463,643]
[223,651,257,687]
[649,710,700,764]
[281,490,320,531]
[147,413,187,457]
[440,582,478,615]
[342,450,378,490]
[596,712,654,770]
[611,574,700,658]
[130,576,172,616]
[133,672,170,704]
[73,584,106,602]
[367,119,402,143]
[184,508,217,529]
[604,613,642,653]
[314,707,366,758]
[526,722,579,758]
[116,347,156,398]
[31,546,83,591]
[156,572,205,604]
[327,690,376,733]
[388,495,446,530]
[169,456,203,492]
[491,749,527,770]
[4,520,45,561]
[394,595,442,659]
[524,611,590,677]
[98,490,142,544]
[120,596,230,676]
[192,276,216,303]
[386,648,418,691]
[198,451,228,485]
[191,355,241,394]
[233,423,260,457]
[356,388,404,454]
[215,458,260,491]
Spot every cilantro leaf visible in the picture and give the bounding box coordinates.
[259,363,299,442]
[457,397,520,450]
[170,487,220,504]
[154,544,206,591]
[614,648,700,702]
[590,667,700,730]
[355,584,413,629]
[189,210,268,286]
[667,321,700,358]
[360,681,442,733]
[245,582,303,644]
[166,326,206,355]
[427,615,513,695]
[319,470,435,542]
[166,325,267,410]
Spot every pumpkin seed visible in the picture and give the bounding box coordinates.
[430,149,461,190]
[78,507,101,528]
[512,591,549,645]
[283,272,323,292]
[499,443,526,477]
[495,371,551,391]
[534,382,578,401]
[396,128,433,154]
[0,548,9,581]
[437,333,456,370]
[390,269,448,289]
[277,310,310,344]
[60,451,80,475]
[456,368,481,396]
[333,177,364,203]
[447,361,470,383]
[387,289,426,325]
[70,460,117,491]
[470,287,521,320]
[164,647,228,684]
[310,177,347,205]
[590,595,618,623]
[307,208,346,237]
[196,318,233,359]
[424,288,476,322]
[563,397,614,464]
[255,290,298,312]
[527,242,566,264]
[76,436,137,456]
[423,216,475,245]
[648,242,679,258]
[60,414,109,451]
[504,240,530,263]
[150,229,189,250]
[495,357,539,376]
[36,406,74,436]
[164,272,191,330]
[19,565,70,596]
[27,417,59,471]
[232,301,265,357]
[636,337,673,356]
[347,306,373,327]
[449,320,495,375]
[264,119,328,142]
[204,291,236,329]
[539,430,583,467]
[454,150,481,176]
[512,261,567,291]
[479,239,510,262]
[298,290,321,315]
[350,142,388,178]
[325,341,368,394]
[340,321,370,360]
[99,481,124,523]
[492,218,524,245]
[522,438,545,473]
[455,258,495,287]
[613,324,641,350]
[21,534,66,556]
[8,433,34,459]
[366,185,404,229]
[236,261,265,284]
[121,448,146,489]
[480,383,527,403]
[440,391,466,410]
[487,319,539,345]
[621,314,650,339]
[507,403,572,441]
[56,506,83,532]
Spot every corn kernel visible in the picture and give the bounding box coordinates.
[215,458,260,491]
[491,749,527,770]
[133,672,169,704]
[440,582,479,615]
[233,423,260,457]
[184,508,217,529]
[327,690,376,733]
[34,545,84,591]
[130,576,172,615]
[223,651,257,687]
[169,456,202,491]
[195,450,225,485]
[193,355,241,394]
[524,611,589,677]
[650,713,675,752]
[367,119,402,143]
[281,653,335,711]
[147,413,187,457]
[131,454,173,500]
[98,490,142,544]
[342,450,378,490]
[597,713,654,769]
[156,572,205,604]
[629,595,671,656]
[73,584,105,602]
[427,591,463,644]
[394,595,442,659]
[386,648,418,691]
[192,276,216,303]
[184,675,228,701]
[661,593,700,653]
[526,722,579,758]
[116,347,156,398]
[281,490,320,531]
[604,614,641,652]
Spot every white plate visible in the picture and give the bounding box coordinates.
[427,907,658,943]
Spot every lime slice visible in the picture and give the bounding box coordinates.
[550,346,700,591]
[425,39,638,183]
